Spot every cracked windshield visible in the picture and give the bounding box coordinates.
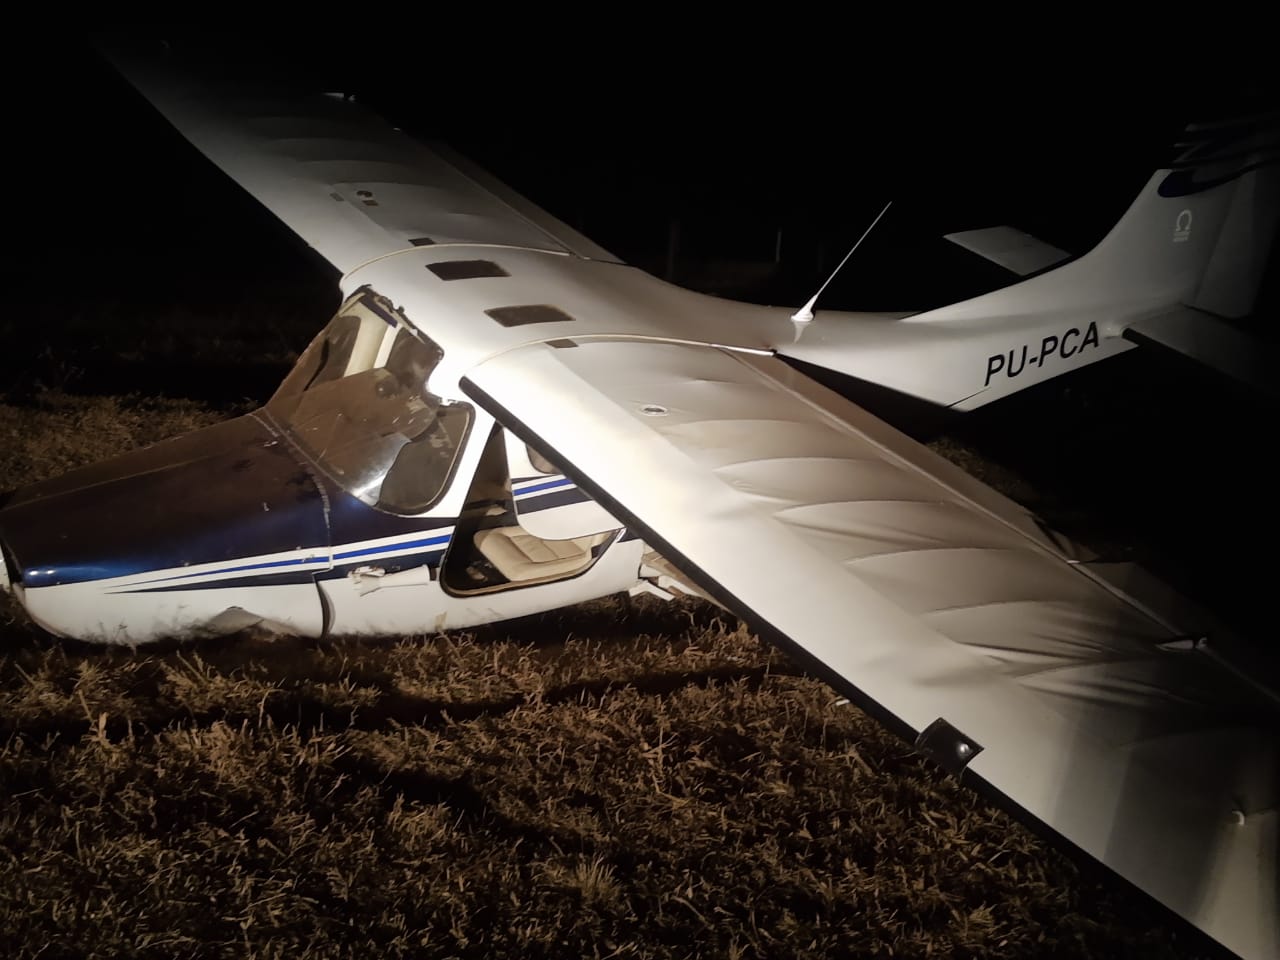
[267,289,472,514]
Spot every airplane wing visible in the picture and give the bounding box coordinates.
[462,339,1279,960]
[105,44,619,274]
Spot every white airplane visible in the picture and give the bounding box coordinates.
[0,42,1277,959]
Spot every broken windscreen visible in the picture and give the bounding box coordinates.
[266,288,473,515]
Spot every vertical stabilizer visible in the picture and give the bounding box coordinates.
[1183,132,1280,318]
[915,111,1280,327]
[1114,113,1280,319]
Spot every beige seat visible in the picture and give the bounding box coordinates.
[473,527,598,582]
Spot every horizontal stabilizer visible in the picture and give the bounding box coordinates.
[1124,306,1276,397]
[944,226,1071,276]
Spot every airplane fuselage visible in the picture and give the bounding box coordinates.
[0,244,1142,643]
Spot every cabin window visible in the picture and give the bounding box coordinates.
[526,443,558,475]
[267,288,473,515]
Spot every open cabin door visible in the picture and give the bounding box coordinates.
[504,432,621,540]
[439,426,622,596]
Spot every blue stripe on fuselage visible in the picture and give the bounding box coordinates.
[111,532,455,593]
[333,533,451,562]
[121,545,452,592]
[513,476,574,497]
[121,553,327,588]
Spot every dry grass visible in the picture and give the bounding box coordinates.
[0,359,1215,957]
[0,601,1200,959]
[0,391,229,491]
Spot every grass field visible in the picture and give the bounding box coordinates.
[0,293,1234,959]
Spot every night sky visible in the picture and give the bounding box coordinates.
[9,30,1276,311]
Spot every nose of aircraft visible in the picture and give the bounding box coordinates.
[0,413,331,639]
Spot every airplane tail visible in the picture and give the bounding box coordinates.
[784,111,1280,409]
[1087,112,1280,319]
[923,111,1280,325]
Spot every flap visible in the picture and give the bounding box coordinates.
[505,432,620,540]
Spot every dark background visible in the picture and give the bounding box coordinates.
[8,29,1276,311]
[2,29,1278,643]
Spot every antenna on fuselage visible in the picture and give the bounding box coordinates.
[791,200,893,323]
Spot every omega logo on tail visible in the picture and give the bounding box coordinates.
[1173,209,1193,243]
[984,321,1100,387]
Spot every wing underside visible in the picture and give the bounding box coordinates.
[462,338,1279,960]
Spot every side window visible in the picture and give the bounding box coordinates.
[526,443,559,476]
[373,329,474,514]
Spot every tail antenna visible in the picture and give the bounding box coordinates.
[791,200,893,323]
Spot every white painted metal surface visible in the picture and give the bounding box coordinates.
[22,577,327,643]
